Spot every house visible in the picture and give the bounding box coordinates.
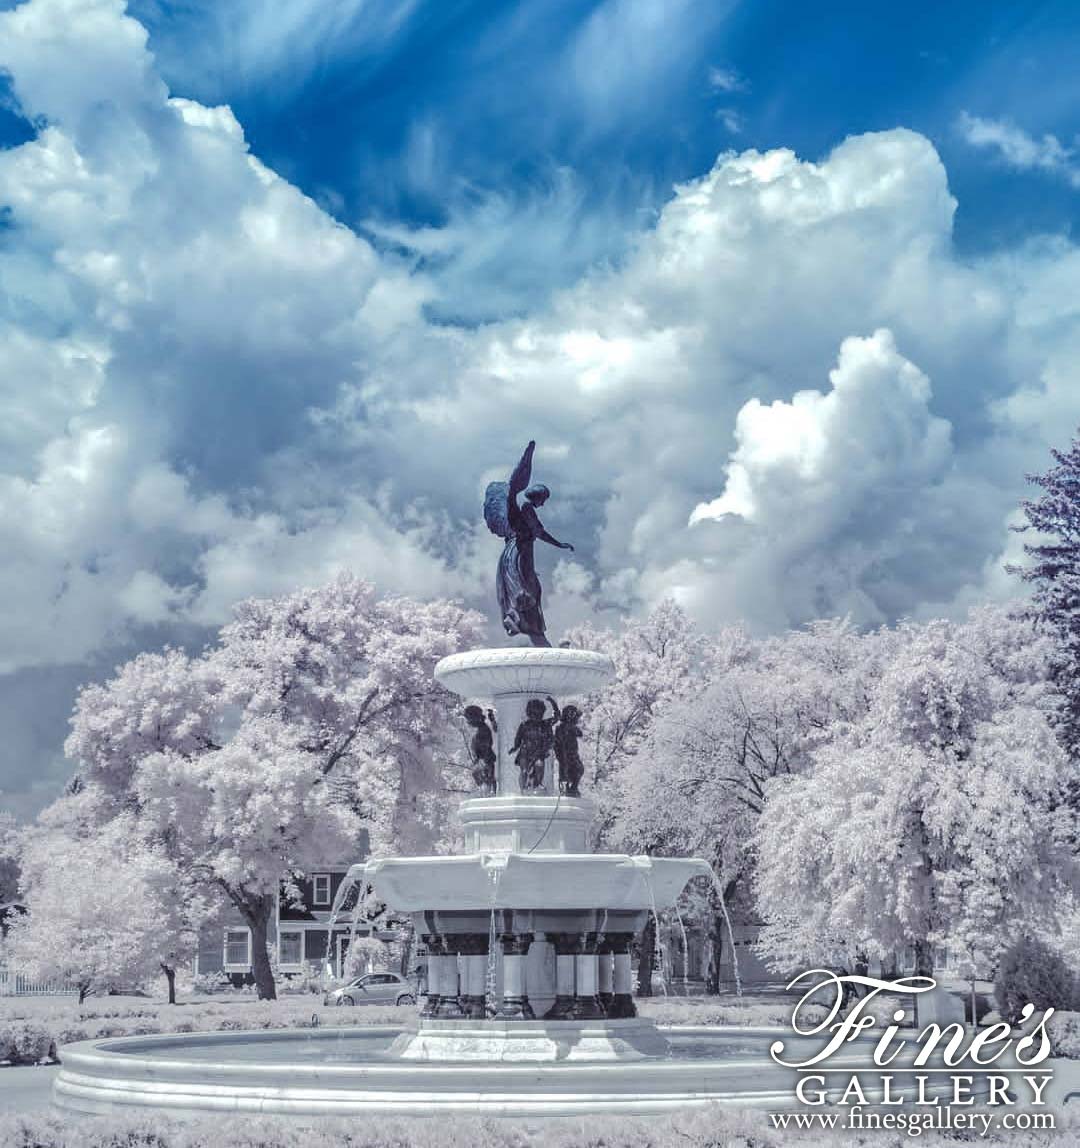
[193,834,407,984]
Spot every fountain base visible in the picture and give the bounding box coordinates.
[390,1017,670,1061]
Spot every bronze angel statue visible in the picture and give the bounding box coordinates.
[484,441,573,647]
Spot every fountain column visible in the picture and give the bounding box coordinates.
[497,931,535,1019]
[544,932,578,1019]
[433,935,465,1019]
[597,936,615,1015]
[420,934,442,1018]
[607,932,637,1018]
[570,932,605,1020]
[456,933,489,1019]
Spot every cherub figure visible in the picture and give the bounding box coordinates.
[464,705,497,795]
[510,697,555,792]
[548,697,585,797]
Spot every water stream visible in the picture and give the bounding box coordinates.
[642,868,668,997]
[707,869,742,997]
[484,861,502,1016]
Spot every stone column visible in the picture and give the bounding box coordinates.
[455,933,489,1019]
[495,694,555,796]
[497,932,535,1019]
[607,932,637,1018]
[544,932,578,1019]
[570,931,605,1020]
[419,934,442,1018]
[597,936,615,1016]
[431,936,461,1019]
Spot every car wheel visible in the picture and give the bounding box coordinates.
[338,995,355,1007]
[395,993,416,1007]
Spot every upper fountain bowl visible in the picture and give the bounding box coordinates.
[435,647,614,699]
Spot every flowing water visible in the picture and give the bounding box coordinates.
[672,901,690,983]
[642,869,669,997]
[707,869,742,997]
[484,863,502,1015]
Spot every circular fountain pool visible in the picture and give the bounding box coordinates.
[52,1024,966,1118]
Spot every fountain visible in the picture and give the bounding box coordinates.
[50,441,969,1117]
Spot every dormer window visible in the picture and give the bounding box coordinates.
[312,873,331,907]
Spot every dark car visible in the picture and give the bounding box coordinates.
[323,971,416,1007]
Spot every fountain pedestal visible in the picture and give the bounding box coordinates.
[356,646,713,1063]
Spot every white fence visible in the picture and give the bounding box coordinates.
[0,968,77,996]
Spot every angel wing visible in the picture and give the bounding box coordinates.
[483,441,536,539]
[483,481,512,538]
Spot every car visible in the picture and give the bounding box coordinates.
[323,971,417,1007]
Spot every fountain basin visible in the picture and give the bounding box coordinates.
[51,1025,974,1117]
[358,853,713,913]
[434,647,614,700]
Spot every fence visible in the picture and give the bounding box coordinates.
[0,968,77,996]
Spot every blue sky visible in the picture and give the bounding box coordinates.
[113,0,1080,305]
[1,0,1080,816]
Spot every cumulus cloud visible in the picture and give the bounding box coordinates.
[3,0,1080,810]
[690,330,952,531]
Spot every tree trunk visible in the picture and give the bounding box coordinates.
[913,937,934,979]
[637,915,656,997]
[78,980,91,1005]
[161,963,177,1004]
[242,895,277,1001]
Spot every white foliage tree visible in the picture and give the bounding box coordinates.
[754,607,1077,978]
[5,812,204,1003]
[63,574,484,999]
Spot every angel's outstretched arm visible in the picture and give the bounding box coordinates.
[546,696,561,721]
[537,525,574,552]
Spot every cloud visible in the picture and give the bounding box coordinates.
[708,65,747,93]
[958,111,1080,188]
[689,329,952,530]
[4,0,1080,811]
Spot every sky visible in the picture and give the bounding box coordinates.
[1,0,1080,817]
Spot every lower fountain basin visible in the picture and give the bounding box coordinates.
[358,852,713,912]
[51,1025,977,1118]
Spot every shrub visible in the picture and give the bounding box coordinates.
[1048,1009,1080,1058]
[994,936,1075,1024]
[0,1019,55,1064]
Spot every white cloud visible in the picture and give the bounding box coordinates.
[958,111,1080,188]
[690,330,952,530]
[4,0,1080,806]
[708,65,747,93]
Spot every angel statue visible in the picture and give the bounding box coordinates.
[483,440,574,647]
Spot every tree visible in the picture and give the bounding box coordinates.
[1012,433,1080,779]
[565,601,724,847]
[4,812,204,1003]
[610,617,884,992]
[64,574,484,999]
[754,608,1077,980]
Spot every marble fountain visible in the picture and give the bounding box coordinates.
[51,644,970,1118]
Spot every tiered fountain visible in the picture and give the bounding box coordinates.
[51,440,964,1117]
[359,642,711,1063]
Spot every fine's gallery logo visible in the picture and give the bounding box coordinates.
[766,970,1055,1134]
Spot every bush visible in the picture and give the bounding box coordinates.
[1048,1009,1080,1058]
[994,936,1075,1024]
[0,1106,1073,1147]
[0,1019,55,1064]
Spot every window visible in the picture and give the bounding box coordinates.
[224,928,251,969]
[312,874,331,906]
[278,930,303,967]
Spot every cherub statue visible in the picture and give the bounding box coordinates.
[483,441,574,647]
[548,696,585,797]
[509,697,556,793]
[464,705,497,795]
